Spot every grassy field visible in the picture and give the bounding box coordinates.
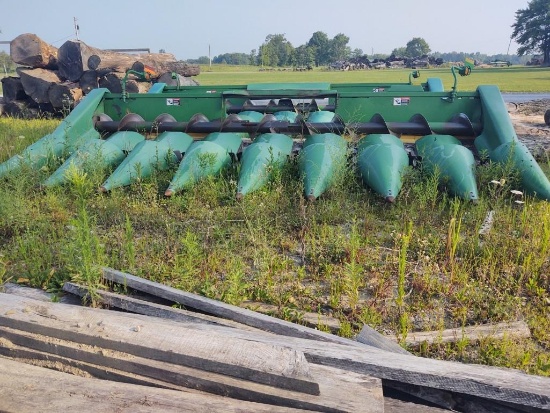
[1,65,550,94]
[194,65,550,92]
[1,66,550,376]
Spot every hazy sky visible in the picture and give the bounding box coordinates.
[0,0,530,60]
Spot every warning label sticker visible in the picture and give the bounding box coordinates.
[166,98,181,106]
[393,97,410,106]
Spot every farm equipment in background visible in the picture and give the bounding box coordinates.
[1,64,550,203]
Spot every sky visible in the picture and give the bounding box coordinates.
[0,0,531,60]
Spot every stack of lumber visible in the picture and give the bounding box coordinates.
[0,33,200,118]
[1,268,549,413]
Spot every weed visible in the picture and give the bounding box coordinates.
[2,116,550,376]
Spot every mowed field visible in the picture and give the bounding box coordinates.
[1,65,549,93]
[194,65,550,92]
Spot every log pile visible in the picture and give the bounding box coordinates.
[1,33,200,118]
[1,267,550,412]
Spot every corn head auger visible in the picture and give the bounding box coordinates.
[1,64,550,202]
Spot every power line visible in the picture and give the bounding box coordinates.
[51,34,73,45]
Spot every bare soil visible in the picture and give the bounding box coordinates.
[508,99,550,158]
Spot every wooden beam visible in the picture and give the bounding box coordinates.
[241,300,341,332]
[63,282,265,332]
[404,321,531,347]
[0,292,319,396]
[116,302,550,411]
[0,357,306,413]
[74,271,550,410]
[101,267,367,347]
[0,326,384,413]
[357,324,411,355]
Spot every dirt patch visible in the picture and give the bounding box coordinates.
[508,99,550,159]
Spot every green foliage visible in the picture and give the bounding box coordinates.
[258,34,294,67]
[1,75,550,375]
[405,37,431,58]
[212,53,251,65]
[0,51,15,74]
[307,31,331,66]
[512,0,550,64]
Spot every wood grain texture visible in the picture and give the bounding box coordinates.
[0,292,318,395]
[404,321,531,346]
[126,304,550,411]
[0,356,307,413]
[10,33,58,69]
[101,267,369,347]
[63,282,263,332]
[357,324,411,355]
[0,326,384,413]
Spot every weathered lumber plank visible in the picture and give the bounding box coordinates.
[124,307,550,411]
[101,267,368,347]
[241,300,341,332]
[357,324,411,355]
[63,282,263,332]
[2,282,81,305]
[0,293,319,395]
[0,326,384,413]
[10,33,58,69]
[405,321,531,346]
[383,386,453,413]
[0,357,306,413]
[384,380,530,413]
[0,341,181,390]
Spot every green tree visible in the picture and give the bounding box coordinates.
[258,34,294,67]
[391,47,407,57]
[351,48,364,59]
[293,45,315,67]
[0,51,14,74]
[249,49,257,65]
[213,53,250,65]
[186,56,210,64]
[405,37,431,58]
[329,33,351,62]
[512,0,550,65]
[307,31,330,66]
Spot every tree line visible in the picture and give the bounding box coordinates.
[188,0,549,67]
[1,1,547,71]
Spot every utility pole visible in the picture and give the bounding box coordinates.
[209,44,212,70]
[74,17,80,40]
